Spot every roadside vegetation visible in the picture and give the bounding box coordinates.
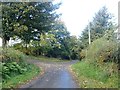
[72,37,119,88]
[1,2,79,61]
[1,48,40,88]
[1,2,76,88]
[2,64,40,88]
[71,6,119,88]
[0,1,119,89]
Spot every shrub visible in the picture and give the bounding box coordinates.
[2,48,25,63]
[1,48,29,82]
[80,37,118,75]
[2,62,28,82]
[80,49,86,59]
[81,37,118,64]
[95,40,117,63]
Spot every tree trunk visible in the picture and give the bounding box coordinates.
[2,37,9,61]
[2,37,7,49]
[69,55,72,60]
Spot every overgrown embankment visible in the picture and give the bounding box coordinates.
[72,37,119,88]
[0,48,41,88]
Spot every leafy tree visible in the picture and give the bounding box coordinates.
[1,2,60,48]
[63,36,79,60]
[44,20,71,59]
[39,33,58,56]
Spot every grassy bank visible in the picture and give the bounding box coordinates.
[71,37,118,88]
[72,61,118,88]
[2,64,40,88]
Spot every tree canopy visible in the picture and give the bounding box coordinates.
[2,2,61,47]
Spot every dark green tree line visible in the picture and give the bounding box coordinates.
[1,2,79,60]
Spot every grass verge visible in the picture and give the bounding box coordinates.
[2,64,40,88]
[71,61,118,88]
[26,55,70,62]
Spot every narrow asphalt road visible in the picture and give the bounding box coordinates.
[19,59,79,88]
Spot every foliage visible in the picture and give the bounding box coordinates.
[2,64,40,88]
[62,36,79,60]
[72,34,119,88]
[1,2,60,47]
[2,48,25,63]
[2,1,80,60]
[72,6,118,88]
[81,36,118,65]
[39,33,58,55]
[1,48,35,84]
[13,23,80,60]
[2,62,28,82]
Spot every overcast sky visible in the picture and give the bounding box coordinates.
[57,0,119,37]
[0,0,120,46]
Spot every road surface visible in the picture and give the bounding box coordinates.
[20,59,78,88]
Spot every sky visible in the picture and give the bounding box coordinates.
[56,0,119,37]
[0,0,120,46]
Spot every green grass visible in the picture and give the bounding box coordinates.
[72,61,118,88]
[26,55,70,62]
[2,64,40,88]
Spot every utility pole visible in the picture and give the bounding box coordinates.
[118,1,120,40]
[88,22,91,44]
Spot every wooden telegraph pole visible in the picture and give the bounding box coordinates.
[118,1,120,40]
[88,22,91,45]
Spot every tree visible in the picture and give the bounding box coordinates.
[62,36,79,60]
[79,6,115,49]
[39,33,58,56]
[1,2,61,48]
[91,6,113,38]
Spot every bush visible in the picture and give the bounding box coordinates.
[80,49,86,59]
[81,37,118,64]
[95,39,118,63]
[1,48,29,82]
[2,62,28,81]
[2,48,25,63]
[61,51,70,60]
[79,37,118,77]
